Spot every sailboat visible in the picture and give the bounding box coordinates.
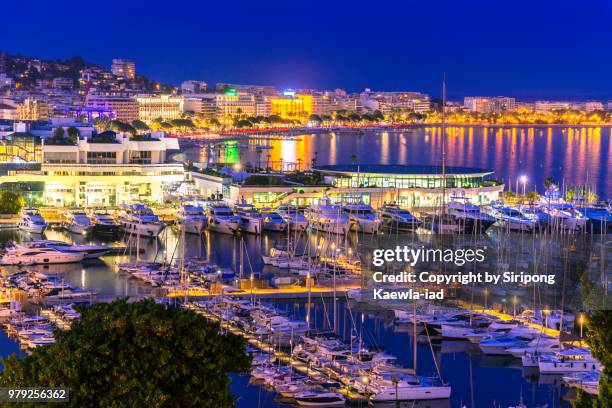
[420,76,469,234]
[367,287,451,401]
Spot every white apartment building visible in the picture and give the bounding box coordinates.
[111,59,136,80]
[86,94,139,122]
[534,101,571,112]
[463,97,516,114]
[136,95,184,123]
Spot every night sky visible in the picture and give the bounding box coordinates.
[2,0,612,100]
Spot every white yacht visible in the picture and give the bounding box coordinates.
[17,240,112,259]
[205,201,241,234]
[234,202,263,234]
[261,208,288,232]
[18,208,48,234]
[118,204,165,237]
[538,348,601,373]
[63,211,93,235]
[539,187,588,232]
[487,201,537,232]
[293,391,345,407]
[376,203,422,232]
[447,196,496,232]
[91,211,120,235]
[367,371,451,402]
[0,247,84,265]
[478,334,534,355]
[177,204,208,234]
[304,197,350,235]
[276,204,308,231]
[343,202,381,233]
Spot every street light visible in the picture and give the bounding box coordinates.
[543,308,550,329]
[512,296,518,318]
[579,314,585,339]
[484,288,489,310]
[520,175,527,197]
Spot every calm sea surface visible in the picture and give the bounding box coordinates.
[184,126,612,198]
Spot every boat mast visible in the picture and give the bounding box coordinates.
[441,73,447,215]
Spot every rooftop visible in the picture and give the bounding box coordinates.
[314,164,493,175]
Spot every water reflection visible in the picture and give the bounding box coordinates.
[185,127,611,196]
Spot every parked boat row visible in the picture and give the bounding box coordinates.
[392,306,602,378]
[190,297,451,405]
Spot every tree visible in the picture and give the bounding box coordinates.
[584,311,612,408]
[53,126,65,139]
[526,190,540,203]
[544,177,558,190]
[0,191,25,214]
[66,126,80,143]
[93,117,110,132]
[110,120,136,135]
[0,299,251,407]
[169,118,195,129]
[131,119,150,132]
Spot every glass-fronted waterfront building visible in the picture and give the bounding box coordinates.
[190,164,504,209]
[316,164,494,189]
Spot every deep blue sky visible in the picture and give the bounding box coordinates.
[2,0,612,100]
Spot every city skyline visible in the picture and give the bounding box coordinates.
[2,0,612,99]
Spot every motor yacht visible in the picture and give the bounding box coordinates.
[118,204,165,237]
[478,334,534,355]
[177,204,208,234]
[234,202,263,234]
[376,203,422,232]
[16,240,112,259]
[91,211,121,235]
[0,247,85,265]
[537,348,601,373]
[539,187,587,232]
[304,197,350,235]
[276,204,308,231]
[578,204,612,233]
[62,211,93,235]
[261,208,288,232]
[205,201,241,234]
[343,202,381,233]
[487,201,537,232]
[447,196,496,233]
[367,372,452,402]
[420,212,470,234]
[293,391,346,407]
[18,208,48,234]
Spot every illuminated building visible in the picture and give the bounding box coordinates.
[583,101,604,112]
[18,98,49,121]
[190,164,503,208]
[52,77,74,90]
[136,95,184,123]
[111,59,136,80]
[270,97,305,119]
[361,90,431,113]
[294,93,330,116]
[181,80,208,94]
[183,92,257,122]
[463,97,516,114]
[0,99,18,120]
[0,131,182,207]
[534,101,571,112]
[86,94,139,121]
